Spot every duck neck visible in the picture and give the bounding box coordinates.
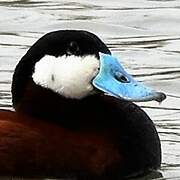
[14,80,103,125]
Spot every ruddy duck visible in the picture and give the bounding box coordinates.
[0,30,166,179]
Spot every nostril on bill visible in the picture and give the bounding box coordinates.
[114,72,130,83]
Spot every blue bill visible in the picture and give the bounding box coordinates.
[93,53,166,102]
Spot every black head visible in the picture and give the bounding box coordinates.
[12,30,111,108]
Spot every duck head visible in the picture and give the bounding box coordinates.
[12,30,166,108]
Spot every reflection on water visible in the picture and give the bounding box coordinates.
[0,0,180,179]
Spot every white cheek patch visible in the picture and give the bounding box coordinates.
[32,55,99,99]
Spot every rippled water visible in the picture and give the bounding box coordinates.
[0,0,180,179]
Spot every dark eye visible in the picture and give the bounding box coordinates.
[115,72,130,83]
[67,41,80,55]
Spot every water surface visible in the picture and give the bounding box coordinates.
[0,0,180,179]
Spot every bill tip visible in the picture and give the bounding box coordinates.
[155,92,166,103]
